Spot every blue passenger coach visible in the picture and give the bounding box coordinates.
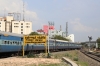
[0,31,23,53]
[0,31,81,55]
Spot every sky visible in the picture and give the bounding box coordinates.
[0,0,100,42]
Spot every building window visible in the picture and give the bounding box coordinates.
[0,25,1,27]
[0,22,1,24]
[56,31,58,33]
[21,29,23,31]
[52,31,54,33]
[26,23,29,25]
[21,32,23,34]
[21,26,23,28]
[26,26,30,28]
[14,26,18,27]
[14,23,19,25]
[21,23,23,25]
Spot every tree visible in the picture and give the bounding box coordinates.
[29,32,39,35]
[52,35,70,41]
[96,37,100,49]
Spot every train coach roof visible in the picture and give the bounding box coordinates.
[49,39,68,42]
[0,31,23,37]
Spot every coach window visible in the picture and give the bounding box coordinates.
[13,41,15,44]
[15,42,17,44]
[19,42,20,45]
[62,44,63,46]
[2,40,4,44]
[3,41,5,44]
[20,42,22,44]
[21,38,23,41]
[66,44,68,46]
[10,41,12,44]
[51,44,53,46]
[69,44,70,46]
[65,43,66,46]
[19,42,21,45]
[17,42,19,45]
[8,41,9,44]
[6,41,9,44]
[4,41,7,44]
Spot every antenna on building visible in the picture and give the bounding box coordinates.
[4,9,6,17]
[52,22,54,26]
[17,11,18,20]
[66,22,68,37]
[60,25,62,31]
[23,0,25,21]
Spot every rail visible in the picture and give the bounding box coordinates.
[80,50,100,62]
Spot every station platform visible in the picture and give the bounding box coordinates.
[62,57,78,66]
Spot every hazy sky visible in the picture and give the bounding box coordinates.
[0,0,100,42]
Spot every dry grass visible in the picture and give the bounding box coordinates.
[0,57,60,66]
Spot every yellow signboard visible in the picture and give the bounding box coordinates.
[23,35,46,44]
[23,35,47,57]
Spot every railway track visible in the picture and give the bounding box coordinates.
[80,50,100,62]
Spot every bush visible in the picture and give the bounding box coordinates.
[73,57,78,61]
[66,54,69,57]
[47,53,52,58]
[27,53,36,58]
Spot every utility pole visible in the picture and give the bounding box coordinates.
[23,0,25,21]
[47,21,54,57]
[66,22,68,37]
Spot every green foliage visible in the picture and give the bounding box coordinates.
[27,52,37,58]
[73,57,78,61]
[47,53,52,58]
[77,61,88,66]
[29,32,39,35]
[52,35,70,41]
[66,53,69,57]
[96,38,100,48]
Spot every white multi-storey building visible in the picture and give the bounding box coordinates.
[66,34,74,42]
[0,21,5,31]
[49,30,66,38]
[0,16,32,35]
[12,21,32,34]
[0,17,6,31]
[48,30,74,42]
